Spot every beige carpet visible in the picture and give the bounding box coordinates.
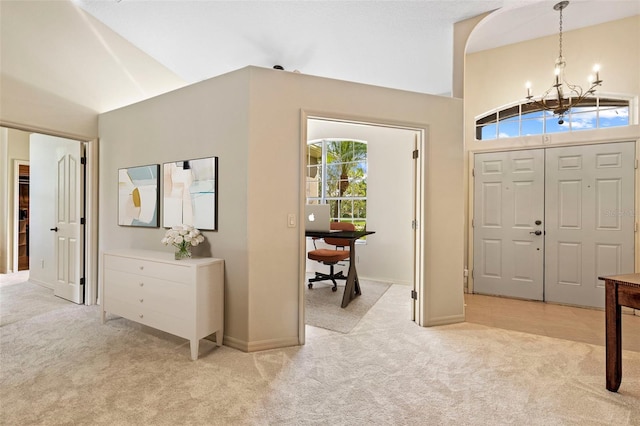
[1,277,640,425]
[305,278,391,333]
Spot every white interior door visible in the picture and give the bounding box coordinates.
[473,150,545,300]
[545,142,635,308]
[53,142,84,304]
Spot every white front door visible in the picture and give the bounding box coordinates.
[53,142,84,304]
[545,142,635,308]
[473,150,545,300]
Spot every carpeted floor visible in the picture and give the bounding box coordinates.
[305,278,391,333]
[1,277,639,425]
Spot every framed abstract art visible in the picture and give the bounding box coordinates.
[118,164,160,227]
[163,156,218,230]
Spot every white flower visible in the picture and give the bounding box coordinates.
[162,224,206,251]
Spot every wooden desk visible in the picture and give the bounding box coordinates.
[306,230,374,308]
[600,273,640,392]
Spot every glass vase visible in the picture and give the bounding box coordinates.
[174,245,192,260]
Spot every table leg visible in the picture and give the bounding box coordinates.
[341,240,362,308]
[605,280,622,392]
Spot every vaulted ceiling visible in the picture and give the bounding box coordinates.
[1,0,637,115]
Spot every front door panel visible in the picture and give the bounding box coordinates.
[545,142,635,308]
[473,150,545,300]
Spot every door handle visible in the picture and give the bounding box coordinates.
[50,227,58,232]
[529,230,542,236]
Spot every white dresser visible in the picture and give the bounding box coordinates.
[101,249,224,360]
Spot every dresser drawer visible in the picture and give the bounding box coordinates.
[142,308,191,338]
[104,299,190,338]
[104,269,191,316]
[104,254,190,283]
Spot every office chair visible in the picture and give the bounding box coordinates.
[307,221,355,291]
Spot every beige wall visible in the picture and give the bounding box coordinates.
[0,128,30,273]
[99,66,465,351]
[99,69,252,344]
[464,15,640,289]
[466,16,640,147]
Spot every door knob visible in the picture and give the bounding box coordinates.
[529,230,542,236]
[535,220,542,225]
[50,227,58,232]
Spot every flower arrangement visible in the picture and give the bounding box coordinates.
[162,224,205,259]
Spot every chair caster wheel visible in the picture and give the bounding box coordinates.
[308,283,313,289]
[332,287,337,292]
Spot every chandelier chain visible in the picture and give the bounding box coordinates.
[558,5,563,59]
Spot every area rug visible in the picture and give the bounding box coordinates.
[305,278,391,333]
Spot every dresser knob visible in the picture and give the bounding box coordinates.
[139,282,144,287]
[139,299,144,303]
[139,314,144,319]
[139,266,144,270]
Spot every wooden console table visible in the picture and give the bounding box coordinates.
[600,273,640,392]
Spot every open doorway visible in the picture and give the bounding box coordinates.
[1,126,98,305]
[301,116,424,340]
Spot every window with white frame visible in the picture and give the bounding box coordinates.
[476,96,631,141]
[306,139,367,230]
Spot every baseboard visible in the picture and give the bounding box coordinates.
[422,313,465,327]
[357,276,411,286]
[223,335,300,353]
[28,277,54,290]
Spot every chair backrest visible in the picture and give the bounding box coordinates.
[325,221,356,247]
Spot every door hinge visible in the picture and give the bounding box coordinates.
[471,218,474,228]
[472,168,475,177]
[636,222,638,232]
[80,277,85,286]
[412,149,419,159]
[635,159,638,169]
[80,218,85,225]
[81,156,86,165]
[412,220,418,230]
[411,290,418,300]
[471,269,474,279]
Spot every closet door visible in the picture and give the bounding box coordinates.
[545,142,635,308]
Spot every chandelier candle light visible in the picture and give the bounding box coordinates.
[525,0,603,125]
[162,224,205,260]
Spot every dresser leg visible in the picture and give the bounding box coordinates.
[190,339,199,361]
[216,330,223,347]
[101,310,106,324]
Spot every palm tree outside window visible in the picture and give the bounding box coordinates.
[306,139,367,231]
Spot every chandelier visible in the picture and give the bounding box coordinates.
[525,1,602,125]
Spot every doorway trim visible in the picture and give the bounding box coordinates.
[1,123,98,306]
[299,109,428,343]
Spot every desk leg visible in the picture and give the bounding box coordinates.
[605,280,622,392]
[341,241,362,308]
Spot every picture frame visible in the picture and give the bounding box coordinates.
[118,164,160,227]
[163,156,218,231]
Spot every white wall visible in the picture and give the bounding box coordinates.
[306,119,415,286]
[99,66,465,351]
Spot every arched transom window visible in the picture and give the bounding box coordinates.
[476,95,631,141]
